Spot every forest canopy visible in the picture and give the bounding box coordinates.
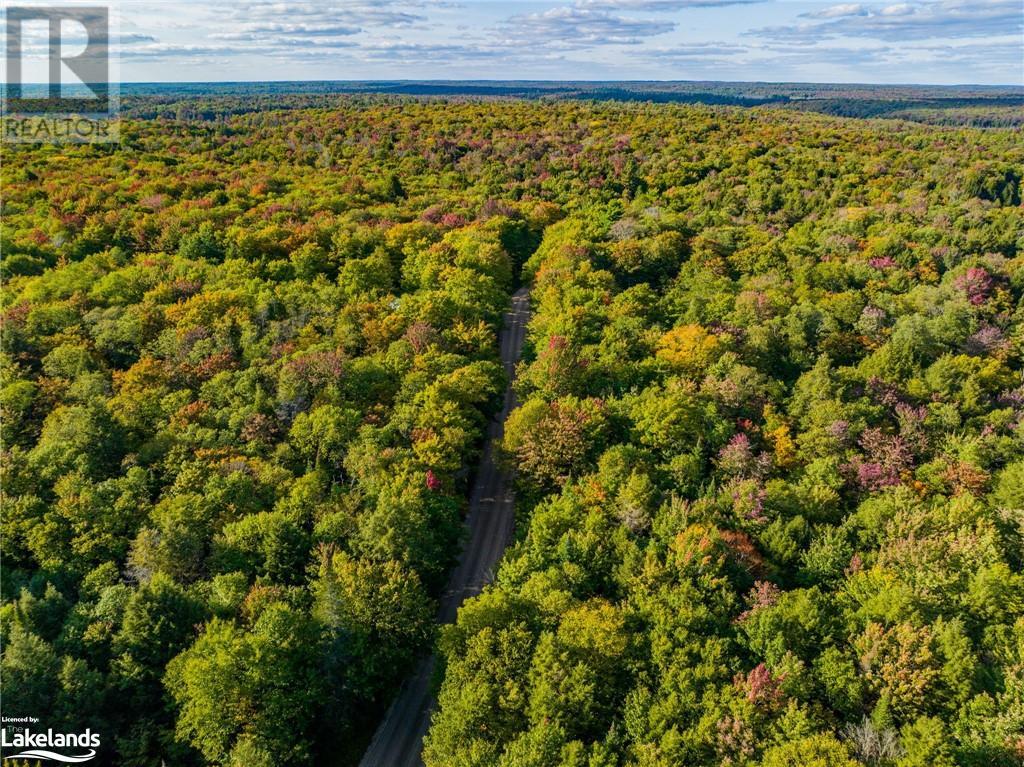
[1,96,1022,767]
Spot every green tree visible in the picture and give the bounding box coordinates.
[165,603,326,766]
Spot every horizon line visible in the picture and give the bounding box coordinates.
[9,78,1024,89]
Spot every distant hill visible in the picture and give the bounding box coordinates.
[113,80,1024,127]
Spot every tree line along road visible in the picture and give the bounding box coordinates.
[358,286,531,767]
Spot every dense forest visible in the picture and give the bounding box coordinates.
[1,96,1022,767]
[109,82,1024,127]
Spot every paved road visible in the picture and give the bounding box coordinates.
[358,286,531,767]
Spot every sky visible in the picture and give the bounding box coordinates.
[10,0,1024,85]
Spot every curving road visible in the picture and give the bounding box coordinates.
[358,286,531,767]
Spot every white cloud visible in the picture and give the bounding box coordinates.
[500,6,676,47]
[217,1,430,28]
[579,0,761,9]
[878,3,915,16]
[801,4,869,20]
[753,0,1023,41]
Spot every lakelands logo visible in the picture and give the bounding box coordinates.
[1,725,100,763]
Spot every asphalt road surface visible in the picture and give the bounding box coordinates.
[358,286,531,767]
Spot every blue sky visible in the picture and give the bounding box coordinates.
[20,0,1024,84]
